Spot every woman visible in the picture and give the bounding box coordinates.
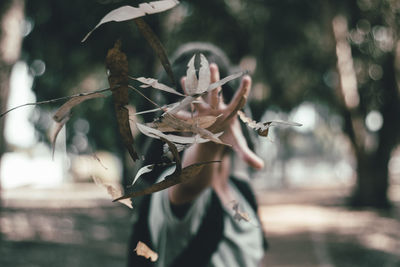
[128,42,267,267]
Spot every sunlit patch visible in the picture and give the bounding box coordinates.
[290,103,316,133]
[365,110,383,132]
[4,61,35,148]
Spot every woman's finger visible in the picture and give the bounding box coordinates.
[209,63,222,109]
[226,75,251,114]
[226,119,264,170]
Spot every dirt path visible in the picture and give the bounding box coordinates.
[1,184,399,266]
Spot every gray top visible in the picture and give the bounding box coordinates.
[148,171,264,267]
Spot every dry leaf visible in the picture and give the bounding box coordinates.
[185,55,198,95]
[163,142,188,157]
[206,71,245,93]
[136,122,211,144]
[133,102,176,116]
[134,17,176,86]
[106,40,139,161]
[51,92,105,156]
[185,54,210,95]
[238,110,302,137]
[92,176,133,209]
[130,164,155,186]
[148,115,217,132]
[133,77,183,96]
[165,71,245,115]
[197,54,211,93]
[161,113,227,145]
[114,160,219,200]
[50,115,70,158]
[232,201,250,222]
[82,0,179,42]
[114,138,219,200]
[134,241,158,262]
[92,153,108,170]
[53,93,105,123]
[164,95,197,115]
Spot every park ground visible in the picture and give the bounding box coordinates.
[1,183,400,267]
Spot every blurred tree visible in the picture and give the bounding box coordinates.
[0,0,25,208]
[19,0,400,207]
[164,0,400,207]
[330,0,400,207]
[22,0,165,186]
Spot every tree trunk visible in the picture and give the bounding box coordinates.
[350,50,400,208]
[351,152,390,207]
[0,0,25,214]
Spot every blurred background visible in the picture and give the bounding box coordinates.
[1,0,400,266]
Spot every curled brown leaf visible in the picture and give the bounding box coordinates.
[106,40,139,161]
[134,241,158,262]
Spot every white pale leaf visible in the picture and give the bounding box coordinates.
[197,54,211,93]
[165,95,196,114]
[131,164,155,186]
[136,122,210,144]
[138,0,179,14]
[133,103,176,115]
[82,0,179,42]
[150,115,217,132]
[268,120,303,127]
[185,55,198,96]
[207,71,244,93]
[238,110,302,136]
[135,77,183,96]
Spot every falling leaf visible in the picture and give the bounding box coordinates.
[106,40,139,161]
[50,115,70,158]
[206,71,245,93]
[92,176,133,209]
[53,93,106,123]
[161,137,182,171]
[130,164,155,186]
[114,160,219,200]
[197,54,211,93]
[185,55,198,95]
[82,0,179,42]
[165,71,245,115]
[50,92,106,156]
[232,201,250,222]
[238,110,302,137]
[184,54,210,96]
[134,17,176,86]
[148,115,217,132]
[160,113,227,145]
[163,142,188,157]
[92,153,108,170]
[114,137,220,200]
[133,77,183,96]
[164,95,197,115]
[0,87,110,119]
[136,122,212,144]
[134,241,158,262]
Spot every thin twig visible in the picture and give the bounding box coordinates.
[128,85,163,110]
[0,87,112,119]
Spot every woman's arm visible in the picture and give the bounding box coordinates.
[168,64,264,205]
